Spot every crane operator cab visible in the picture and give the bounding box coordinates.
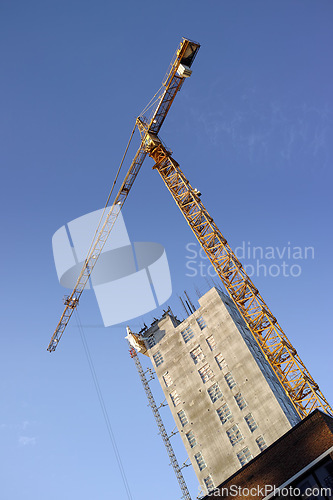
[176,39,200,78]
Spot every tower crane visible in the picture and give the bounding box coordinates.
[47,38,332,420]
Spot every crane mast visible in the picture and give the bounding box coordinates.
[140,131,333,419]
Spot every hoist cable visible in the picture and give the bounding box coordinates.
[139,85,164,117]
[74,311,133,500]
[84,123,137,259]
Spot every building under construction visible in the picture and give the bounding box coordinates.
[127,286,300,490]
[127,287,333,497]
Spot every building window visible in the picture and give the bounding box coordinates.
[234,392,247,410]
[217,403,232,424]
[256,435,267,451]
[245,413,258,432]
[224,372,236,389]
[186,430,197,448]
[153,351,164,367]
[197,316,206,330]
[170,390,181,407]
[162,371,173,388]
[147,336,156,349]
[207,382,223,403]
[190,345,205,365]
[237,447,253,466]
[206,335,217,351]
[198,364,214,384]
[215,353,227,370]
[226,424,243,446]
[204,475,215,493]
[177,409,189,427]
[181,326,194,344]
[194,451,207,471]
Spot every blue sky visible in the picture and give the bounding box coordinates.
[1,1,333,499]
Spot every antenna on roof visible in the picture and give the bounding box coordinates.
[179,295,191,316]
[184,290,196,313]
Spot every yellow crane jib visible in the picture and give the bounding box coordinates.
[140,134,332,419]
[47,38,200,353]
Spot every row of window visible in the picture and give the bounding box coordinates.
[195,450,206,471]
[198,442,265,473]
[164,349,249,429]
[180,315,207,344]
[176,405,265,472]
[198,363,213,383]
[186,429,197,448]
[207,382,222,403]
[213,364,267,460]
[226,424,243,445]
[198,364,247,407]
[225,422,267,452]
[179,323,214,493]
[203,475,215,493]
[236,437,268,467]
[190,344,205,364]
[237,446,253,466]
[181,325,194,343]
[217,403,232,424]
[207,381,247,413]
[153,351,164,367]
[181,325,215,349]
[186,418,260,448]
[180,316,207,344]
[218,405,257,433]
[146,316,207,352]
[192,440,266,483]
[197,316,206,330]
[206,334,217,351]
[174,391,236,419]
[147,336,156,349]
[152,331,219,372]
[177,403,261,442]
[190,344,227,371]
[170,390,181,407]
[155,325,268,477]
[225,371,236,389]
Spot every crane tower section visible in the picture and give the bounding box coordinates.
[139,132,332,420]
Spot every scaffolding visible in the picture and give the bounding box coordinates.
[128,345,192,500]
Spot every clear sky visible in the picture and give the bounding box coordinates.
[1,1,333,499]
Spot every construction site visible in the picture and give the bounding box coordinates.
[2,3,333,499]
[46,38,333,499]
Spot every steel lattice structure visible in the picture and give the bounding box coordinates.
[141,137,333,419]
[128,342,192,500]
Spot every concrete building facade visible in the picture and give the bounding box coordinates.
[139,287,300,492]
[200,409,333,500]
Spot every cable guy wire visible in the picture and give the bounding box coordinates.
[74,310,133,500]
